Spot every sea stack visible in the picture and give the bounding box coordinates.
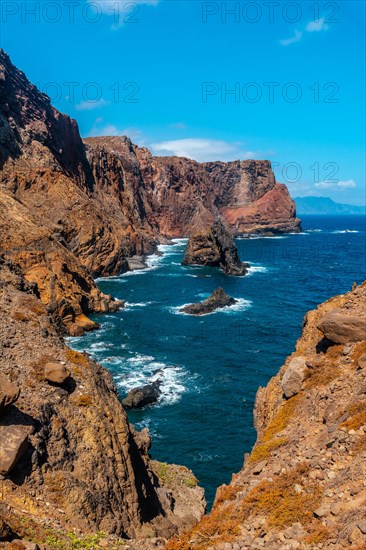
[182,218,248,276]
[180,288,238,316]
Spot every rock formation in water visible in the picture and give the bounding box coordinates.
[167,281,366,550]
[182,218,248,276]
[180,288,237,315]
[122,381,162,409]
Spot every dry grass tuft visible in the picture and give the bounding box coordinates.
[340,400,366,431]
[241,464,321,529]
[76,394,93,407]
[249,438,287,464]
[352,340,366,363]
[167,464,322,550]
[66,348,90,369]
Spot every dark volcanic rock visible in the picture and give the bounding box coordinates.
[182,218,248,276]
[180,288,237,316]
[122,381,162,409]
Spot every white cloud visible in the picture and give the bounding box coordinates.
[280,30,303,46]
[306,17,329,32]
[315,179,357,190]
[280,15,329,46]
[150,138,256,162]
[86,0,159,29]
[75,98,109,111]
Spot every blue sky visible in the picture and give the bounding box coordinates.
[1,0,365,204]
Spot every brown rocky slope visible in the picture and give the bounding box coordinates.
[167,282,366,550]
[0,258,205,548]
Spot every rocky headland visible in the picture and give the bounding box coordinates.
[180,288,237,315]
[1,47,364,550]
[168,282,366,550]
[0,48,299,335]
[182,218,248,276]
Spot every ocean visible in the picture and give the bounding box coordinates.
[68,215,366,507]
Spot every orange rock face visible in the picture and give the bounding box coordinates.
[0,48,300,334]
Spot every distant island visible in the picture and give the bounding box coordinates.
[295,196,366,215]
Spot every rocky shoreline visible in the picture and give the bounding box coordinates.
[5,48,361,550]
[167,282,366,550]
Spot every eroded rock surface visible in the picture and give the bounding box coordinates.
[182,218,248,276]
[318,310,366,344]
[0,260,206,545]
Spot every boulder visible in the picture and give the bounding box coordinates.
[317,310,366,344]
[0,373,20,413]
[122,381,162,409]
[180,288,237,316]
[182,217,248,276]
[281,356,308,398]
[44,362,69,385]
[0,424,30,476]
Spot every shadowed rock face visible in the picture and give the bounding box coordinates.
[180,288,237,316]
[0,259,206,543]
[182,218,248,276]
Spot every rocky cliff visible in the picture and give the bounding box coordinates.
[167,282,366,550]
[0,258,205,548]
[0,49,299,335]
[136,150,301,237]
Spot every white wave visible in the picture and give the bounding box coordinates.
[333,230,359,234]
[246,264,269,276]
[114,357,188,406]
[127,354,155,365]
[89,341,113,352]
[124,301,154,308]
[171,238,188,244]
[186,274,212,278]
[170,297,252,316]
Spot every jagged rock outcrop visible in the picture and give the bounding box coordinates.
[180,288,237,315]
[122,381,162,409]
[182,218,248,276]
[0,259,205,546]
[167,282,366,550]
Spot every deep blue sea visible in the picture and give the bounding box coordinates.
[69,215,366,506]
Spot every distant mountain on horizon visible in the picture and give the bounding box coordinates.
[295,196,366,215]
